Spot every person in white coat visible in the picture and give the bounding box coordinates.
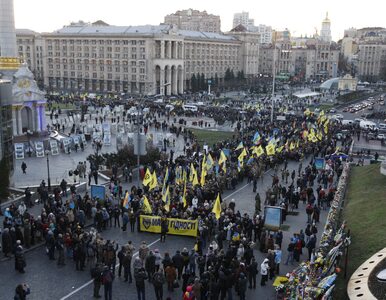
[260,258,269,286]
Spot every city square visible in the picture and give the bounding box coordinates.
[1,1,386,300]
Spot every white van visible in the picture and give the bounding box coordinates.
[360,120,377,130]
[342,119,354,125]
[183,104,198,112]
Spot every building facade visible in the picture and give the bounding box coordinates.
[357,44,386,81]
[232,12,254,31]
[26,22,254,95]
[164,9,221,33]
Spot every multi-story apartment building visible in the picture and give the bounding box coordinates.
[253,25,273,44]
[17,22,259,95]
[357,44,386,81]
[164,9,221,33]
[232,12,254,31]
[15,29,44,87]
[340,27,386,80]
[259,39,339,81]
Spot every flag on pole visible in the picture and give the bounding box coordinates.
[149,171,158,190]
[200,166,207,186]
[192,167,199,186]
[142,195,152,214]
[252,131,261,144]
[212,193,222,219]
[123,192,130,209]
[218,150,227,165]
[182,179,187,207]
[142,168,152,186]
[266,143,275,156]
[162,168,169,194]
[162,185,170,203]
[235,142,244,151]
[206,153,214,170]
[238,148,247,161]
[254,145,265,157]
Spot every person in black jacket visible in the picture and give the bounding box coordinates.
[172,250,184,280]
[247,257,258,289]
[134,267,148,300]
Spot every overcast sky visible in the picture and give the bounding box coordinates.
[13,0,385,41]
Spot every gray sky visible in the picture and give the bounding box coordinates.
[14,0,386,41]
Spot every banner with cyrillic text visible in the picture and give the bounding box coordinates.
[139,215,198,237]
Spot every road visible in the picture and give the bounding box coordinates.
[1,157,331,300]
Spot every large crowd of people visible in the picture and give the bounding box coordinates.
[2,95,356,300]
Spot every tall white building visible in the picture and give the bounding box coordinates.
[164,9,221,33]
[232,12,254,30]
[17,22,261,95]
[320,12,332,43]
[253,24,273,44]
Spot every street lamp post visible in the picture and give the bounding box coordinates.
[45,150,51,191]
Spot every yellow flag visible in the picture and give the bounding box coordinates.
[149,171,158,190]
[324,124,329,134]
[276,145,284,153]
[182,179,187,207]
[290,142,295,151]
[212,193,222,220]
[218,150,227,165]
[162,185,170,203]
[200,167,207,187]
[254,145,265,157]
[266,143,275,156]
[235,142,244,151]
[189,163,195,182]
[206,154,214,170]
[142,169,152,186]
[238,148,247,161]
[162,168,169,194]
[192,167,199,186]
[142,196,152,214]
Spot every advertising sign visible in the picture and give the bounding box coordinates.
[264,206,282,230]
[91,185,106,201]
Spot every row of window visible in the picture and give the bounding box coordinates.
[47,39,146,46]
[48,72,146,81]
[48,65,146,73]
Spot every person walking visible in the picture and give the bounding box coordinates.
[21,162,27,174]
[15,241,26,273]
[134,267,148,300]
[160,217,168,243]
[91,263,104,298]
[238,273,248,300]
[152,268,165,300]
[14,283,30,300]
[101,265,114,300]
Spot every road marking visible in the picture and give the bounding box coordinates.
[60,238,160,300]
[60,171,271,299]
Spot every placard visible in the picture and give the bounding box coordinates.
[14,143,25,160]
[35,141,45,158]
[50,140,59,156]
[264,206,282,230]
[314,157,325,170]
[91,185,106,201]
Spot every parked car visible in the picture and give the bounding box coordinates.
[377,133,386,140]
[329,108,337,113]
